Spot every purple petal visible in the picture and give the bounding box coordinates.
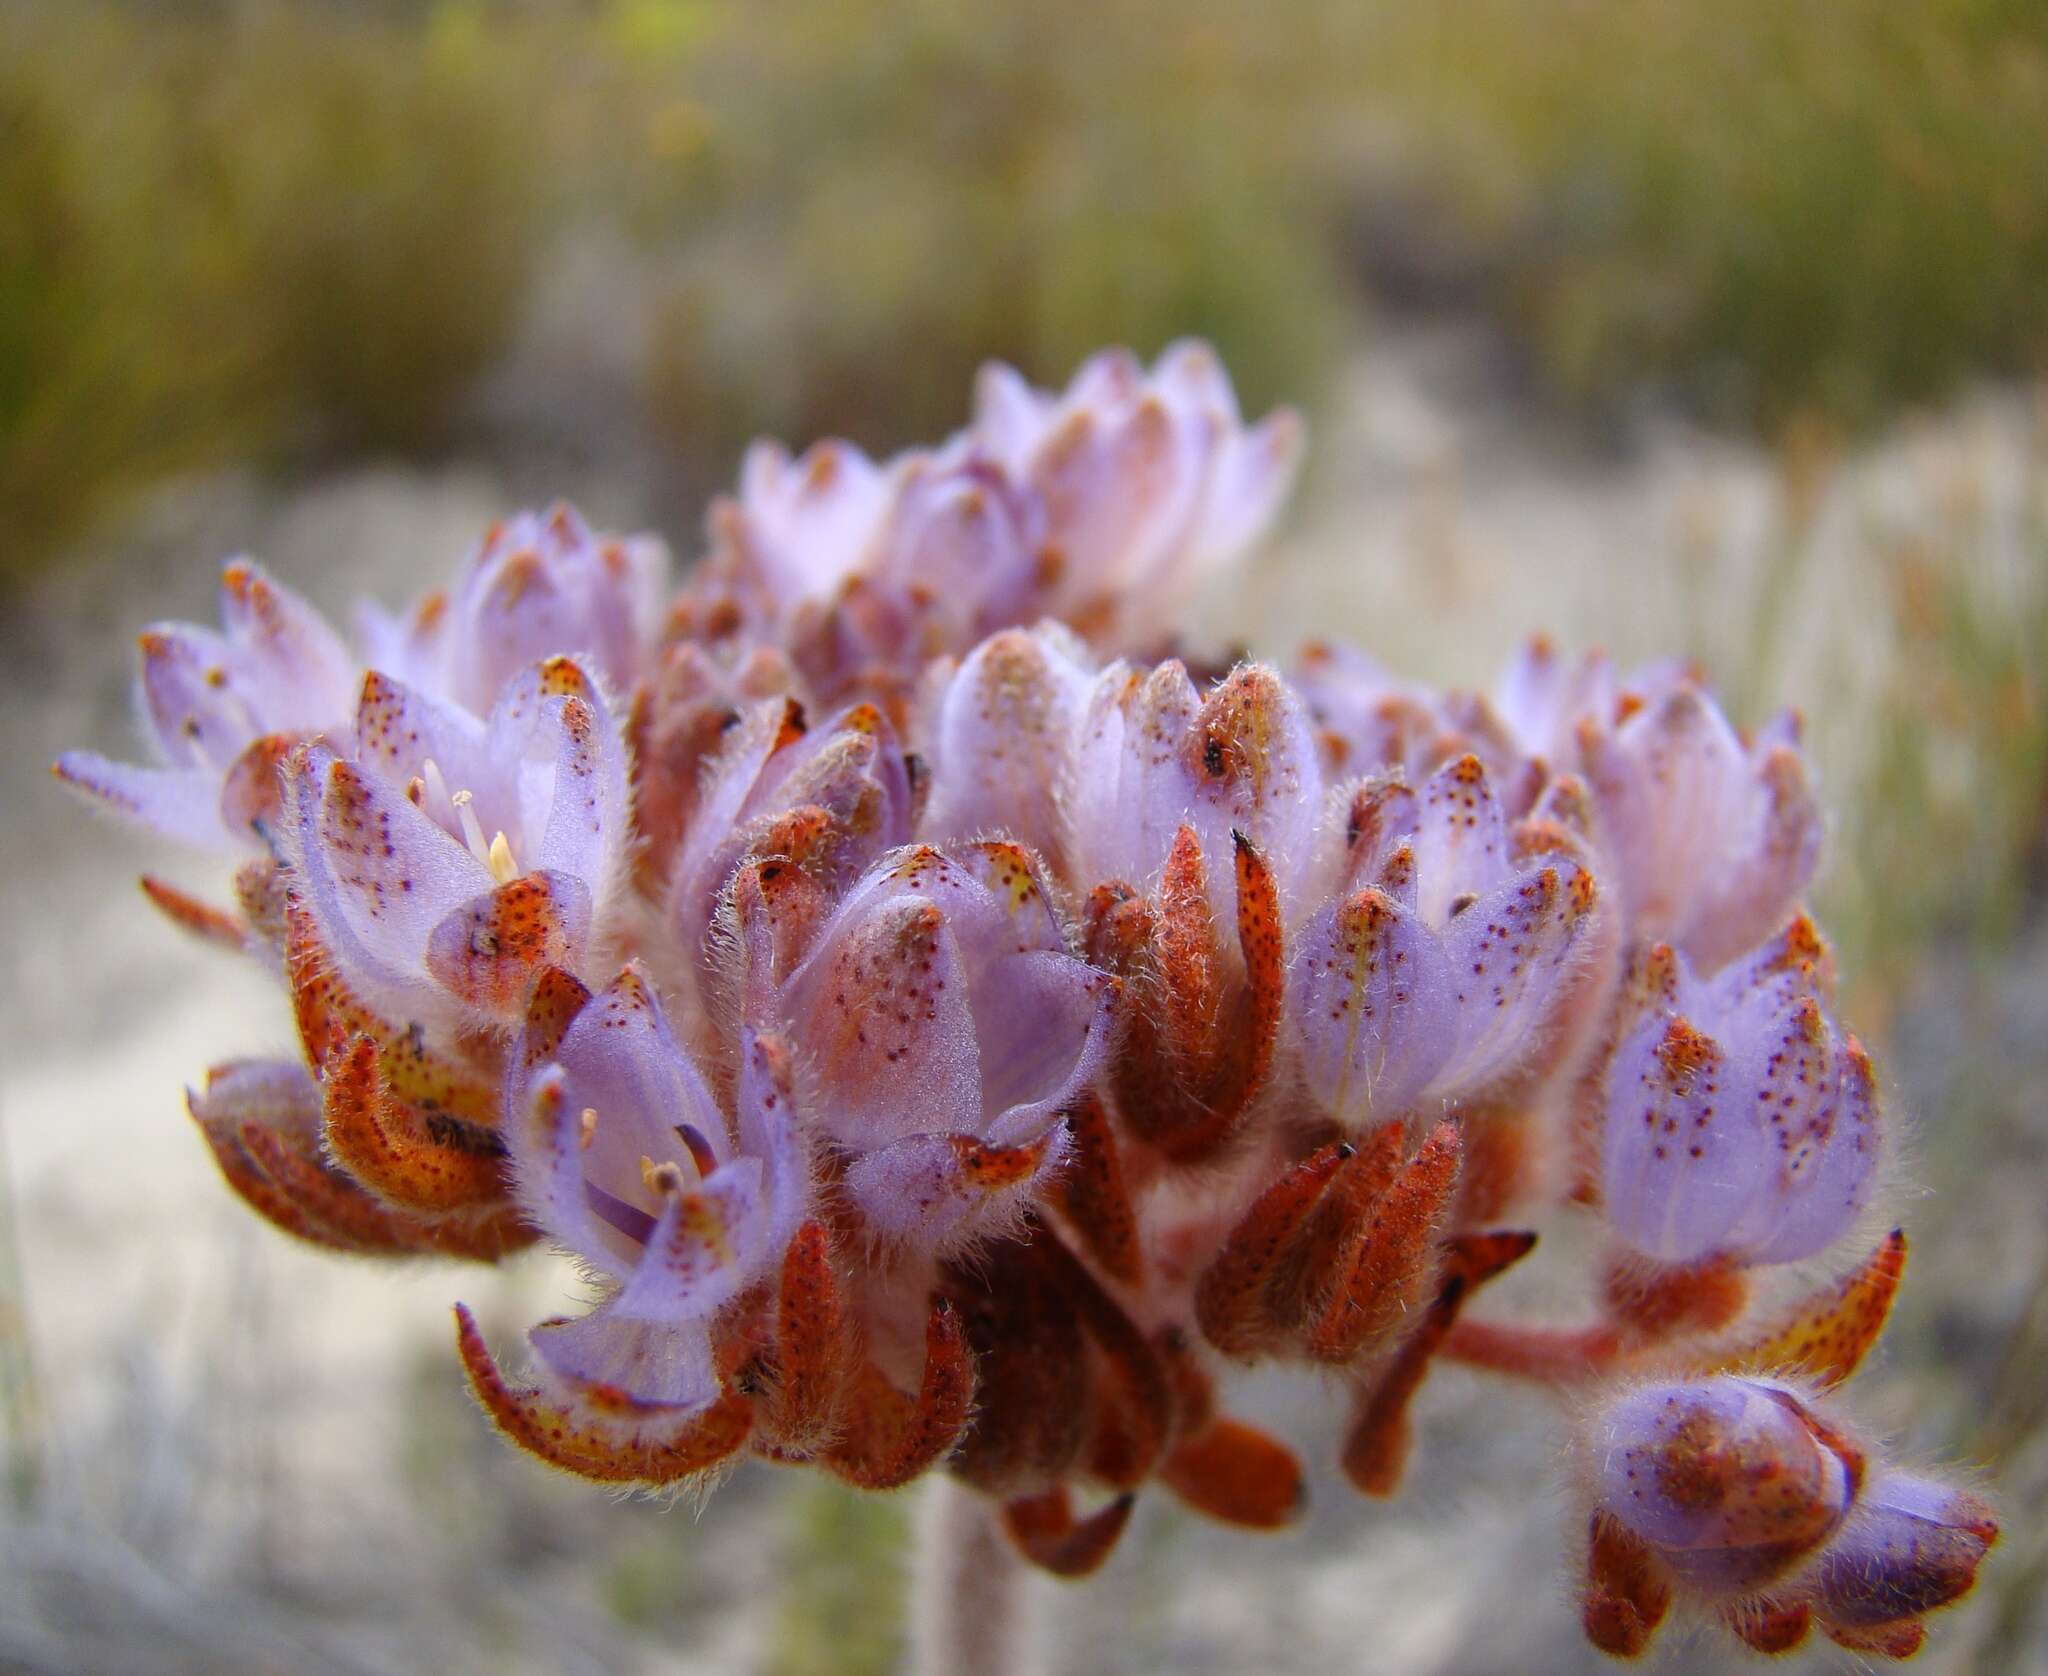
[1434,858,1597,1095]
[530,1306,719,1412]
[1414,753,1510,923]
[136,625,259,770]
[1812,1473,1998,1632]
[974,949,1115,1143]
[782,880,984,1148]
[1601,1010,1767,1264]
[736,1029,810,1250]
[1065,660,1203,892]
[1742,1036,1882,1265]
[215,560,357,731]
[277,745,487,1020]
[1592,1377,1853,1582]
[841,1125,1071,1253]
[353,670,491,798]
[918,626,1093,866]
[53,753,235,852]
[1291,887,1455,1124]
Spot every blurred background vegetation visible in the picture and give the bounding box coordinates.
[4,3,2047,1672]
[6,0,2047,575]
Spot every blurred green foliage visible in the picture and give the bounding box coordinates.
[765,1478,910,1676]
[1347,0,2048,426]
[0,1,542,574]
[628,0,1348,458]
[1825,474,2048,1015]
[5,0,2047,574]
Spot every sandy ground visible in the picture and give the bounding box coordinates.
[3,327,2042,1675]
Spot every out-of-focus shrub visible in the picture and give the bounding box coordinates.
[9,0,2048,576]
[228,8,542,455]
[0,2,541,577]
[1330,0,2048,428]
[631,0,1349,460]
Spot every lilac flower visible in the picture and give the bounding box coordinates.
[1576,686,1821,970]
[1289,639,1475,785]
[1481,639,1822,968]
[749,842,1115,1252]
[966,342,1302,641]
[504,965,806,1410]
[55,560,356,852]
[1600,917,1879,1268]
[681,342,1302,696]
[1290,753,1602,1125]
[1064,658,1325,921]
[663,696,915,1029]
[1809,1473,2000,1656]
[1589,1376,1857,1593]
[916,624,1095,868]
[280,655,629,1028]
[1581,1376,1995,1659]
[357,503,668,717]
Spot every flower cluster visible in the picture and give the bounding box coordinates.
[59,345,1993,1659]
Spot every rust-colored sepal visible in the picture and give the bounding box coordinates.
[1046,1091,1144,1288]
[322,1035,513,1218]
[1601,1249,1751,1344]
[1823,1620,1926,1659]
[1159,1417,1306,1530]
[230,1119,427,1255]
[823,1297,974,1491]
[1194,1140,1353,1360]
[191,1094,376,1256]
[190,1063,531,1261]
[999,1486,1137,1578]
[1339,1229,1536,1497]
[1222,828,1286,1134]
[285,902,501,1126]
[1305,1122,1464,1363]
[1095,826,1286,1166]
[452,1303,753,1487]
[1031,1220,1174,1491]
[1704,1229,1906,1390]
[1725,1597,1814,1654]
[760,1221,857,1452]
[946,1238,1091,1495]
[140,875,249,953]
[1581,1510,1674,1658]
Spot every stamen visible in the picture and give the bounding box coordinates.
[450,787,491,867]
[442,780,521,883]
[582,1178,656,1245]
[420,756,454,815]
[674,1122,719,1180]
[640,1155,686,1197]
[578,1107,599,1151]
[486,829,520,885]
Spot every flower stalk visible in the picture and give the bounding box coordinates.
[53,342,1996,1666]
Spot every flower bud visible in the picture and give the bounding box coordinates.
[1291,753,1600,1123]
[360,503,667,716]
[506,966,806,1409]
[1600,918,1878,1268]
[56,560,355,853]
[1579,1376,1994,1660]
[768,843,1115,1251]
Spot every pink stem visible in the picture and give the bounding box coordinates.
[1440,1318,1625,1385]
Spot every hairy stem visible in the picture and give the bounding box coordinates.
[1439,1318,1623,1385]
[908,1476,1043,1676]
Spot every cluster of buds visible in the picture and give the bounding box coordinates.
[58,345,1994,1659]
